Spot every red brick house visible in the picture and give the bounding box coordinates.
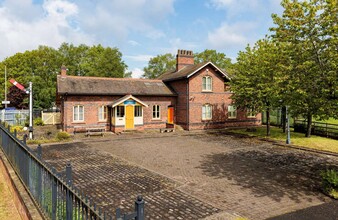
[57,50,261,133]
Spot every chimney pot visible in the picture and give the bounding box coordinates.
[61,65,67,76]
[176,49,194,71]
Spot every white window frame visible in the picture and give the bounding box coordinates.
[202,104,212,120]
[152,105,160,119]
[247,108,256,118]
[116,106,125,117]
[73,105,84,122]
[134,106,142,117]
[228,105,237,119]
[98,105,107,121]
[202,76,212,91]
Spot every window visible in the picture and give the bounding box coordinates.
[228,105,237,119]
[202,104,212,120]
[73,105,84,122]
[98,106,107,121]
[202,76,212,91]
[116,106,125,117]
[247,108,256,118]
[152,105,160,119]
[134,106,142,117]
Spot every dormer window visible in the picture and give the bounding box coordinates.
[202,76,212,91]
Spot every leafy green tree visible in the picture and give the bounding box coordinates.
[270,0,338,137]
[142,53,176,79]
[231,39,284,136]
[0,43,130,109]
[143,50,233,79]
[195,49,233,75]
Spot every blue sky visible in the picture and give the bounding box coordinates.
[0,0,283,78]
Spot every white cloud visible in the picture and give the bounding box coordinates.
[131,68,144,78]
[125,55,153,62]
[207,22,257,50]
[207,0,235,9]
[128,40,140,46]
[0,0,94,60]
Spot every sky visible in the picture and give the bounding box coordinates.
[0,0,283,78]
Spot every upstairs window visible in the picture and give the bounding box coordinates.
[73,105,84,122]
[228,105,237,119]
[98,106,107,121]
[202,104,212,120]
[202,76,212,91]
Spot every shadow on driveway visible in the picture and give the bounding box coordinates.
[198,149,337,203]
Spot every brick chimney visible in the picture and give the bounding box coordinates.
[176,49,194,71]
[61,65,67,76]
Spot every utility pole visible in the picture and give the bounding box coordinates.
[29,82,33,140]
[5,65,7,108]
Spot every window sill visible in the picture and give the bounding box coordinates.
[202,90,213,93]
[202,119,212,121]
[247,116,256,119]
[228,117,237,119]
[72,121,85,124]
[152,118,161,121]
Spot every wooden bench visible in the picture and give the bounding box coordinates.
[160,128,175,133]
[85,127,105,137]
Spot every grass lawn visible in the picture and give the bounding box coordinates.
[230,126,338,154]
[315,118,338,124]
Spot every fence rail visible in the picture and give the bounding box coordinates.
[0,121,145,220]
[294,120,338,140]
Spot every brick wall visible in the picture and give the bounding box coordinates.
[165,80,189,129]
[61,95,175,133]
[164,65,261,130]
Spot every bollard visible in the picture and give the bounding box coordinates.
[135,195,145,220]
[23,134,27,145]
[66,162,72,185]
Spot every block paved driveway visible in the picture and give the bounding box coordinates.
[41,130,338,219]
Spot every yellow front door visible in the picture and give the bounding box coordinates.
[125,105,134,129]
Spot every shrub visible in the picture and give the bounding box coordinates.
[56,131,71,141]
[34,117,44,126]
[10,125,24,133]
[321,169,338,199]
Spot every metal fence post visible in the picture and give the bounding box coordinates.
[36,144,42,204]
[135,195,144,220]
[66,163,73,220]
[52,171,57,220]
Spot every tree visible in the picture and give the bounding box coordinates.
[7,86,28,109]
[194,49,233,75]
[142,53,175,79]
[143,50,233,79]
[0,43,130,109]
[270,0,338,137]
[231,39,284,136]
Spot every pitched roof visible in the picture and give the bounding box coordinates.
[110,95,148,107]
[158,61,230,82]
[57,75,176,96]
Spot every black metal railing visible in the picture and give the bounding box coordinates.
[294,120,338,140]
[0,121,145,220]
